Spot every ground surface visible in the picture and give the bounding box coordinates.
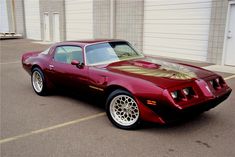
[1,39,235,157]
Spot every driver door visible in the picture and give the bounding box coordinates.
[46,45,89,89]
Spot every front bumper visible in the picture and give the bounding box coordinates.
[149,87,232,123]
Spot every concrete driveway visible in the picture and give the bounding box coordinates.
[1,39,235,157]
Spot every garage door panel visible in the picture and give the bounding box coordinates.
[145,49,206,61]
[65,0,93,40]
[66,18,93,22]
[66,11,93,14]
[143,0,211,61]
[144,45,207,55]
[24,0,41,40]
[144,32,208,41]
[144,25,210,35]
[144,10,211,19]
[144,38,208,50]
[66,25,93,30]
[144,19,210,25]
[145,2,211,9]
[145,0,211,6]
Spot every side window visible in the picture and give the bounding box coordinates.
[54,46,83,64]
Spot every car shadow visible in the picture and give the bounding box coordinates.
[141,113,213,129]
[51,87,106,110]
[48,87,218,131]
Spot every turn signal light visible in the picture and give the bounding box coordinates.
[147,100,157,106]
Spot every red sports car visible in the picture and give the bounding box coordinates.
[22,39,232,129]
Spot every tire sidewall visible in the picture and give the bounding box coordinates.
[106,89,140,130]
[31,67,47,96]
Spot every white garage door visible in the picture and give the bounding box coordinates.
[65,0,93,40]
[143,0,212,61]
[0,0,9,32]
[24,0,41,40]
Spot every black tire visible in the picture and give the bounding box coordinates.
[106,89,141,130]
[31,67,48,96]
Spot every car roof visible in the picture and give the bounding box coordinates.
[55,39,125,47]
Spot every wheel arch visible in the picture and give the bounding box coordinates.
[31,63,54,90]
[31,64,42,72]
[105,85,132,99]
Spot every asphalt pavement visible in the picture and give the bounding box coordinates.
[1,39,235,157]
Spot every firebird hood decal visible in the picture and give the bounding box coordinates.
[110,58,197,80]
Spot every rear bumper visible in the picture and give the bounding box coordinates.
[150,88,232,123]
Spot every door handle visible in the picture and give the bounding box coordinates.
[49,64,54,70]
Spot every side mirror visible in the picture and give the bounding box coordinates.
[71,60,83,68]
[71,59,80,66]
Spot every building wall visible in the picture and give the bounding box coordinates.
[3,0,231,65]
[65,0,94,40]
[39,0,65,41]
[92,0,144,51]
[14,0,26,36]
[6,0,15,32]
[207,0,229,64]
[0,0,25,35]
[93,0,111,39]
[0,0,9,32]
[115,0,144,51]
[143,0,213,62]
[24,0,41,40]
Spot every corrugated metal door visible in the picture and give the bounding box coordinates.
[225,4,235,66]
[65,0,93,40]
[143,0,212,61]
[53,13,60,42]
[24,0,41,40]
[0,0,9,32]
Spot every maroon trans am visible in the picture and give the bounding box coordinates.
[22,39,232,129]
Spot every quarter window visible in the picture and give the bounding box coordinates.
[54,46,83,64]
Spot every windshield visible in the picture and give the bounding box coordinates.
[85,41,143,65]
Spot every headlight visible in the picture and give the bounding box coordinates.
[171,91,178,99]
[182,88,190,95]
[170,87,196,101]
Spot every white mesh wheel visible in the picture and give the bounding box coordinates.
[32,70,43,93]
[109,94,139,126]
[31,67,48,96]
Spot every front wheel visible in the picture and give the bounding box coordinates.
[31,67,48,96]
[106,89,141,130]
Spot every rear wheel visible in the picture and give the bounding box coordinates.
[31,67,48,96]
[106,89,140,129]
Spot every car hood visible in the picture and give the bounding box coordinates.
[105,57,215,88]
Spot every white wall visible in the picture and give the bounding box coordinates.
[143,0,212,61]
[65,0,93,40]
[24,0,41,40]
[0,0,9,32]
